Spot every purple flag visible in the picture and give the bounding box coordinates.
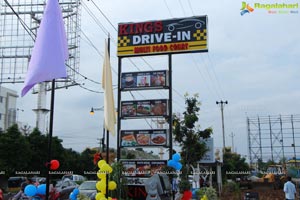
[21,0,68,97]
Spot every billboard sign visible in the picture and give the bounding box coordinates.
[121,99,168,119]
[121,70,169,90]
[121,129,168,147]
[199,137,215,163]
[117,16,208,56]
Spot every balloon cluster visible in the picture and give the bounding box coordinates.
[24,184,46,197]
[95,160,117,200]
[69,188,79,200]
[167,153,182,171]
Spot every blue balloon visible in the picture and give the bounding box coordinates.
[167,160,176,168]
[175,162,182,170]
[24,185,37,197]
[73,188,79,195]
[37,184,46,195]
[172,153,181,162]
[69,192,76,200]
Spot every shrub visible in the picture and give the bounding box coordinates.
[178,179,191,193]
[196,187,218,200]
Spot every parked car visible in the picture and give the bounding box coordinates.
[53,179,78,200]
[62,174,86,183]
[78,180,97,200]
[7,177,27,193]
[30,177,46,185]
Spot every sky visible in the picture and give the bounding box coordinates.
[3,0,300,161]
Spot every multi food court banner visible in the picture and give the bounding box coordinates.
[117,16,208,56]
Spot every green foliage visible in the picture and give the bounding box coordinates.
[0,124,32,175]
[223,147,249,181]
[223,181,240,193]
[196,187,218,200]
[110,161,127,199]
[0,124,93,178]
[178,179,191,193]
[173,94,213,181]
[222,181,241,199]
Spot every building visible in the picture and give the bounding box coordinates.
[0,86,18,132]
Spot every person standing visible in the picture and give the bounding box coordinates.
[284,176,296,200]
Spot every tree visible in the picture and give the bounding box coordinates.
[0,124,32,175]
[26,128,48,175]
[222,147,249,180]
[173,94,213,187]
[79,148,98,178]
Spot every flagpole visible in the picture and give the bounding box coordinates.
[105,36,110,198]
[20,0,68,198]
[46,79,56,200]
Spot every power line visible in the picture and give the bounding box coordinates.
[163,0,226,102]
[3,0,104,93]
[191,55,221,100]
[85,0,155,72]
[206,53,226,98]
[84,0,194,111]
[163,0,173,17]
[187,0,195,15]
[81,1,110,35]
[76,82,103,93]
[89,0,117,33]
[3,0,36,41]
[178,0,187,16]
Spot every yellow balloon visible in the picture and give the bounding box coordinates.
[99,197,107,200]
[100,187,106,195]
[95,192,105,200]
[108,181,117,190]
[101,163,110,172]
[98,168,108,175]
[96,181,102,191]
[97,170,107,179]
[108,166,113,174]
[99,180,106,192]
[98,160,107,168]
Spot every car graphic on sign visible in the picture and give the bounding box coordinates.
[166,18,205,32]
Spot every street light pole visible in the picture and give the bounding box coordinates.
[216,100,228,155]
[90,107,105,152]
[229,132,235,152]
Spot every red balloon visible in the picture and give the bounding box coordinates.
[182,190,192,200]
[50,160,60,170]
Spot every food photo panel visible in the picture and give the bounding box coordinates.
[121,73,137,89]
[121,131,137,147]
[150,100,168,116]
[151,71,167,87]
[136,101,151,116]
[151,133,167,146]
[121,101,137,118]
[136,73,151,87]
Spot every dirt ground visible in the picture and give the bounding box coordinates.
[220,188,286,200]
